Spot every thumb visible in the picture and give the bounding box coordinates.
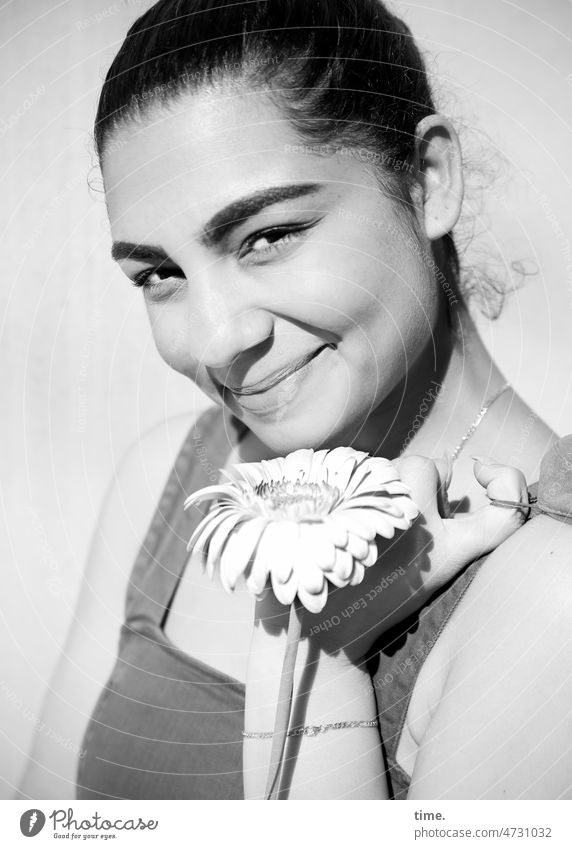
[442,456,528,567]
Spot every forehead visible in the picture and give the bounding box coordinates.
[102,86,377,232]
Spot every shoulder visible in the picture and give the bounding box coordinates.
[453,421,572,624]
[17,410,204,798]
[81,406,216,644]
[407,516,572,798]
[90,411,200,570]
[112,410,206,501]
[458,513,572,617]
[443,514,572,675]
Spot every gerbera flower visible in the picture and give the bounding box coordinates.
[184,446,419,613]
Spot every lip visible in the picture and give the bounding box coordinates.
[220,343,334,419]
[223,344,332,396]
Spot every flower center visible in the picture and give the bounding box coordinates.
[251,478,341,521]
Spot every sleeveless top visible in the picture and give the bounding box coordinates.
[76,407,572,800]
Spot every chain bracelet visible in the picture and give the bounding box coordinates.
[242,719,378,739]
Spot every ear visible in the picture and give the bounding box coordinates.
[413,115,463,240]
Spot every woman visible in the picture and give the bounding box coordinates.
[19,0,571,800]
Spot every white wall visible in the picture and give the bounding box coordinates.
[1,0,571,797]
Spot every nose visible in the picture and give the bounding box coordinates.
[186,266,274,370]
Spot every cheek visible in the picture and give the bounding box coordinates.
[146,302,183,360]
[286,238,431,346]
[145,302,207,384]
[292,239,437,396]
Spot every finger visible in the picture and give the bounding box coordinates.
[395,454,452,522]
[437,452,454,490]
[433,453,453,519]
[471,456,528,503]
[394,455,442,522]
[443,459,528,568]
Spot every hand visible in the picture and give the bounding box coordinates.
[292,454,529,663]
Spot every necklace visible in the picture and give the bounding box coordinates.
[450,381,512,462]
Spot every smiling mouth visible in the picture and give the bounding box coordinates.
[223,344,333,397]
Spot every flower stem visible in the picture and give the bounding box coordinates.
[264,598,303,800]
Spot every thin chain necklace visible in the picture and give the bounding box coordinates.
[450,381,512,462]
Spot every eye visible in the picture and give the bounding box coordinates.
[237,220,319,262]
[131,265,184,292]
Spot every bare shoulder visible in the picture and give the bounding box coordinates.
[451,513,572,631]
[111,411,201,519]
[408,515,572,799]
[76,409,201,621]
[17,411,199,799]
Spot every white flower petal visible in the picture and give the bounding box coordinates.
[186,504,236,555]
[334,509,377,542]
[348,456,398,490]
[323,567,350,588]
[367,459,400,480]
[184,484,237,510]
[342,463,377,499]
[255,584,271,602]
[302,522,337,569]
[231,462,265,487]
[342,495,405,517]
[331,547,354,581]
[369,456,393,469]
[206,513,244,572]
[218,517,268,591]
[363,540,379,568]
[322,516,348,549]
[245,525,276,595]
[329,454,359,493]
[307,449,330,483]
[295,556,327,596]
[346,463,402,498]
[260,457,287,481]
[351,494,415,525]
[349,559,365,587]
[376,480,412,495]
[396,497,420,522]
[345,532,370,561]
[294,527,327,593]
[258,522,296,598]
[205,551,217,581]
[353,509,398,539]
[386,515,412,531]
[272,572,298,606]
[283,448,315,482]
[324,446,368,471]
[298,581,328,614]
[245,570,269,597]
[268,521,298,582]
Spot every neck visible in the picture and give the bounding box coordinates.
[349,305,508,460]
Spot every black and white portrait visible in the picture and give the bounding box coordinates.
[3,0,572,814]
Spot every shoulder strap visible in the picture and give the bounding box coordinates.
[124,406,245,627]
[372,465,558,798]
[371,551,490,797]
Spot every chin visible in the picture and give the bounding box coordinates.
[244,403,363,456]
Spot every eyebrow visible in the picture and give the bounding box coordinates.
[111,182,323,263]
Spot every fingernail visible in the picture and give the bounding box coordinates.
[442,451,453,487]
[471,455,492,465]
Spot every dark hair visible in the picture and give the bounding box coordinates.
[95,0,463,311]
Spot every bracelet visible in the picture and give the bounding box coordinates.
[242,719,378,739]
[487,496,534,516]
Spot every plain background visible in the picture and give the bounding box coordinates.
[1,0,571,798]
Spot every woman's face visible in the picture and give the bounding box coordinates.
[103,87,440,454]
